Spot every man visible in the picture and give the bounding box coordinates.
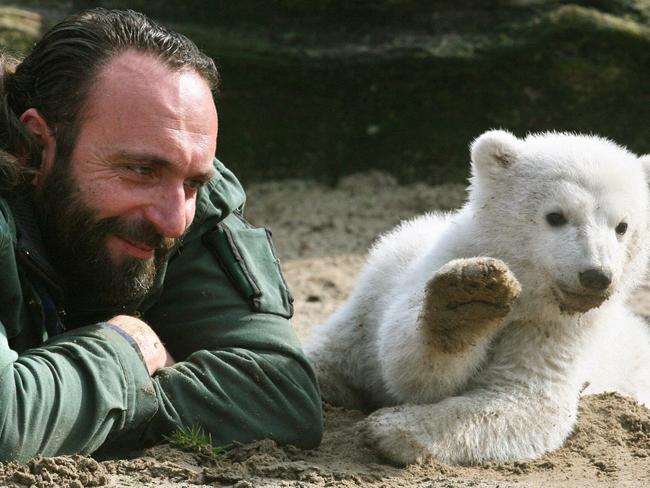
[0,8,322,461]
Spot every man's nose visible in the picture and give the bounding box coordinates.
[145,186,191,239]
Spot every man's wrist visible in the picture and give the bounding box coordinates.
[100,322,145,362]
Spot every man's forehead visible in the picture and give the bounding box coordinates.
[95,50,181,85]
[73,48,218,164]
[85,50,216,122]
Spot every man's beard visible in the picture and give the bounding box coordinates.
[34,157,176,309]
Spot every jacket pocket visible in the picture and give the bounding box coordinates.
[203,221,294,318]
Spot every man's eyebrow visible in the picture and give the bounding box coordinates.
[194,168,217,183]
[113,151,217,181]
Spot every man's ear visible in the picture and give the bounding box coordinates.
[19,108,56,186]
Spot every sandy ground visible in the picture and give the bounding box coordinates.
[3,171,650,487]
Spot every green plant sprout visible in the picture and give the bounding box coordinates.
[164,425,226,461]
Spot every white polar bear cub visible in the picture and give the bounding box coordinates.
[304,130,650,465]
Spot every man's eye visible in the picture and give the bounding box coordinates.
[128,165,154,176]
[185,180,204,191]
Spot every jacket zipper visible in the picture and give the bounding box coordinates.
[17,247,68,332]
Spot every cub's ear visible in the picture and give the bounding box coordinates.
[470,130,522,177]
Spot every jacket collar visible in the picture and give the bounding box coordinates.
[193,158,247,232]
[4,187,66,303]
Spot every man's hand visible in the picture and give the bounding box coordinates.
[108,315,176,375]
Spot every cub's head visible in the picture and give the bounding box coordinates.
[468,130,650,314]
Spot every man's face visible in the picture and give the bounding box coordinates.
[35,51,218,307]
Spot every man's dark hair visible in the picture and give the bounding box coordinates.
[0,8,219,185]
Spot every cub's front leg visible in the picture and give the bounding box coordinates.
[362,390,578,465]
[378,257,520,403]
[422,257,521,353]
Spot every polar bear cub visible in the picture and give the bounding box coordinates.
[304,130,650,465]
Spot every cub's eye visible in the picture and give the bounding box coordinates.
[615,222,628,235]
[546,212,567,227]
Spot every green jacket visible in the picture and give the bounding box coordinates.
[0,159,322,462]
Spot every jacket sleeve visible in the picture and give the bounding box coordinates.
[0,320,158,462]
[129,213,323,451]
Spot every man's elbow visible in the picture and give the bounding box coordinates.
[268,354,324,449]
[286,383,323,449]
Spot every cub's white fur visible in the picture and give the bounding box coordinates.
[304,130,650,465]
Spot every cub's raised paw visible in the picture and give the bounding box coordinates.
[422,257,521,352]
[361,406,433,466]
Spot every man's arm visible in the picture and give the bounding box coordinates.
[103,212,323,452]
[0,321,157,462]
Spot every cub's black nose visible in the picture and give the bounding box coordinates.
[579,269,612,290]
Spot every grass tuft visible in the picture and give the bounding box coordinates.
[164,425,226,461]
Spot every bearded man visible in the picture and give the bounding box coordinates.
[0,8,322,461]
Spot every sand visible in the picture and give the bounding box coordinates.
[2,171,650,488]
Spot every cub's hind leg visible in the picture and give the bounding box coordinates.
[304,305,373,411]
[309,356,369,410]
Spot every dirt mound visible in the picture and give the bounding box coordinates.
[0,455,107,488]
[102,395,650,487]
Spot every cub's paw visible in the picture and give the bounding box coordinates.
[361,406,433,466]
[422,257,521,352]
